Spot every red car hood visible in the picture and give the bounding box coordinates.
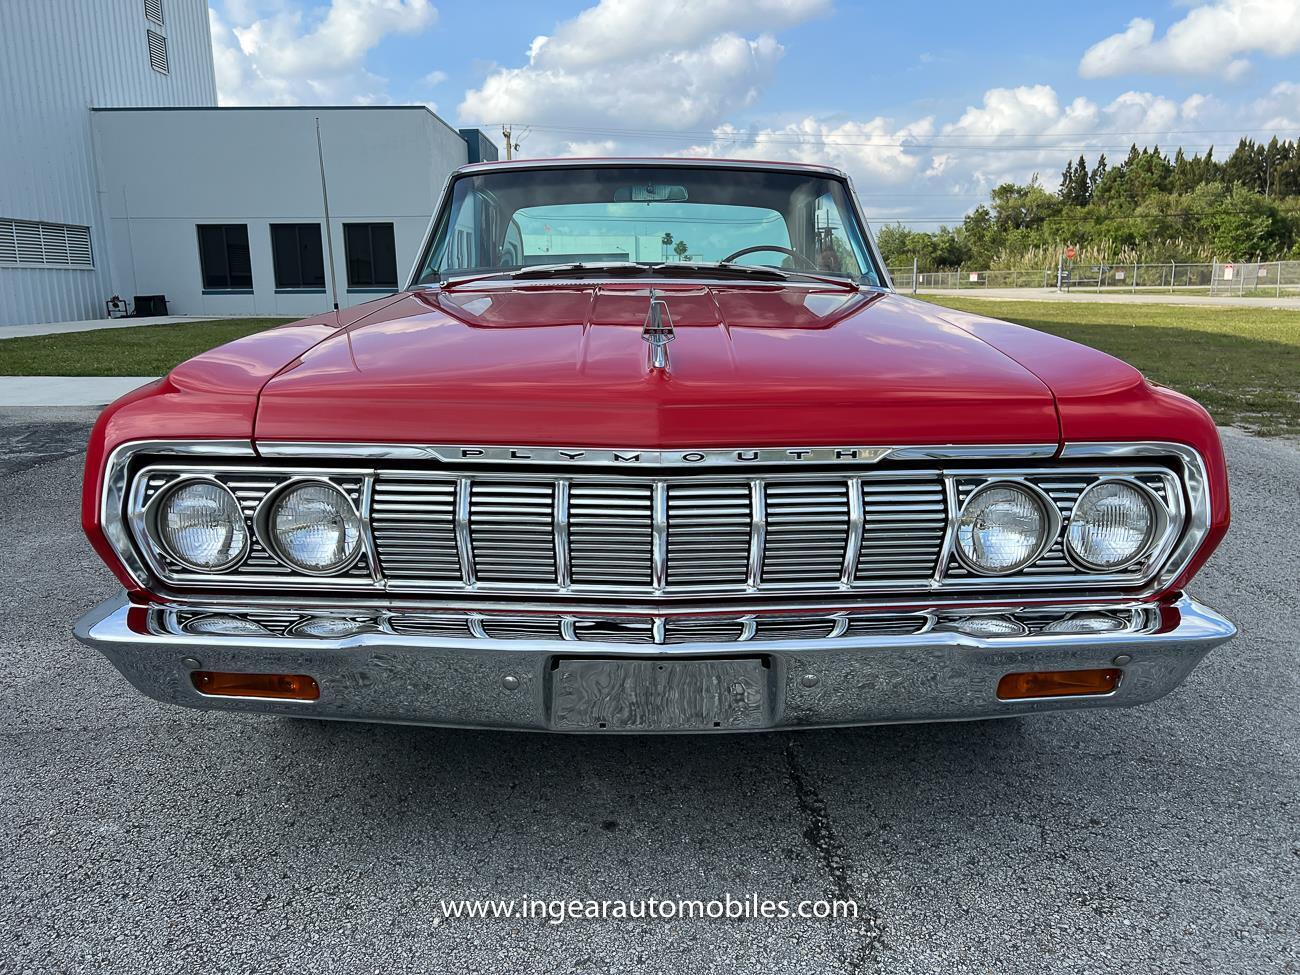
[253,284,1064,447]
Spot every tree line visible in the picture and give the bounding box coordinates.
[876,137,1300,271]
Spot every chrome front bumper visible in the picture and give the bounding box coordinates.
[74,593,1235,732]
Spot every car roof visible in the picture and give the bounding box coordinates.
[455,156,848,180]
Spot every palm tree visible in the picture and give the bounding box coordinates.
[673,239,688,261]
[661,232,673,262]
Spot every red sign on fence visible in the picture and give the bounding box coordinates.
[1065,246,1077,260]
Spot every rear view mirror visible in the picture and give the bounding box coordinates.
[614,183,688,203]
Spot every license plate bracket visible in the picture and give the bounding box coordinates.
[550,657,770,732]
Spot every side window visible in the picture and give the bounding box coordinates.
[344,223,398,290]
[197,224,252,290]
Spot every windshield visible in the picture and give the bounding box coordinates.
[414,165,881,286]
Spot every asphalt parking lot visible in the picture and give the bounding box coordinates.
[2,408,1297,975]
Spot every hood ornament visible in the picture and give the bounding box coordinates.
[642,289,675,372]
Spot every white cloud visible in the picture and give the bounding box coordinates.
[1079,1,1300,79]
[679,84,1232,224]
[423,69,448,87]
[210,0,439,105]
[682,116,934,187]
[458,0,829,153]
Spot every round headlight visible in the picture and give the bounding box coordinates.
[157,480,249,571]
[265,481,362,574]
[1066,480,1159,571]
[955,482,1054,575]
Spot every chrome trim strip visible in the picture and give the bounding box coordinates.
[358,474,383,584]
[651,481,668,591]
[553,479,572,589]
[747,479,766,589]
[254,442,1056,466]
[454,476,476,586]
[841,477,864,585]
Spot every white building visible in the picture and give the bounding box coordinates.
[0,0,494,327]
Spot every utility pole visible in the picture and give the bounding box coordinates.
[502,125,513,160]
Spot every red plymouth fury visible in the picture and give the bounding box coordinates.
[75,158,1234,732]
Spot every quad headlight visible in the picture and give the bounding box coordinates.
[156,479,249,571]
[262,481,362,574]
[1065,479,1162,571]
[954,482,1056,575]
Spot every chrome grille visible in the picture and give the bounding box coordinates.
[129,457,1186,598]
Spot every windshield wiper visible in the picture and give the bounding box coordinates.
[441,262,651,288]
[651,261,860,290]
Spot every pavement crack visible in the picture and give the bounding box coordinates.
[784,737,885,972]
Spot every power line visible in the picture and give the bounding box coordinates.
[470,121,1296,153]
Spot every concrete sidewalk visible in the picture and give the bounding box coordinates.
[0,377,157,407]
[0,315,219,339]
[914,287,1300,310]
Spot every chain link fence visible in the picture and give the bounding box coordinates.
[888,260,1300,297]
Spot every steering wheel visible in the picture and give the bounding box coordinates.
[719,244,818,271]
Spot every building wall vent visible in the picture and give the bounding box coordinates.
[0,219,95,269]
[147,29,169,74]
[144,0,164,26]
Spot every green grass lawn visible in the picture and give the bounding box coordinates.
[922,297,1300,437]
[4,302,1298,437]
[0,318,292,377]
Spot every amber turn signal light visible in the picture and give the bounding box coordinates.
[997,668,1121,700]
[191,670,320,701]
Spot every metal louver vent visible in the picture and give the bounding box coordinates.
[0,219,93,268]
[147,29,168,74]
[569,482,653,586]
[371,477,459,580]
[762,480,849,583]
[667,482,751,587]
[471,480,556,583]
[144,0,164,25]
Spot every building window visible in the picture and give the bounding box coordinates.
[197,225,252,291]
[144,0,164,26]
[344,223,398,290]
[147,29,168,74]
[0,218,94,268]
[270,224,326,290]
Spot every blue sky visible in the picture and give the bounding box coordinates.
[208,0,1300,224]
